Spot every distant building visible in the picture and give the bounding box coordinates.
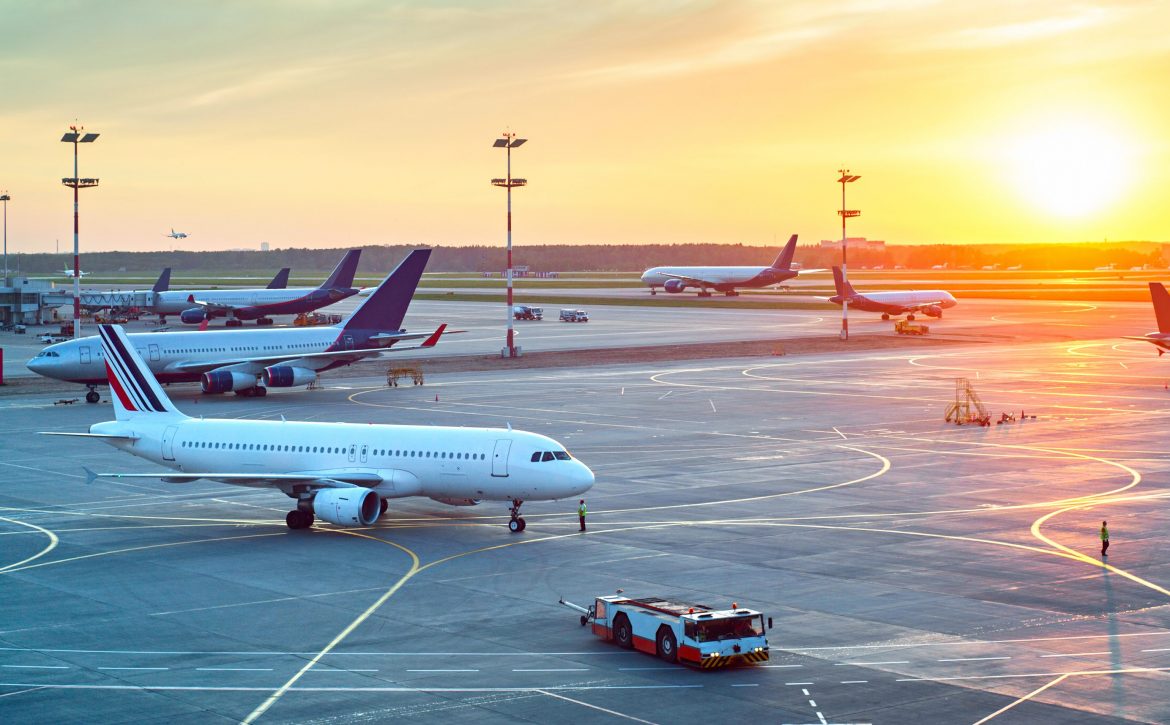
[819,237,886,251]
[261,242,270,252]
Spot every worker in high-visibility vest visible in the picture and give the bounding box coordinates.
[1100,521,1109,557]
[578,499,587,532]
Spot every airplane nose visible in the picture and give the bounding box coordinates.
[26,356,46,373]
[568,461,595,495]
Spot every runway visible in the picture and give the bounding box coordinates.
[3,300,1170,722]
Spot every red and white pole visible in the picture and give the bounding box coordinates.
[72,139,81,339]
[506,141,515,357]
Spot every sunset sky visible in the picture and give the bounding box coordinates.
[2,1,1168,253]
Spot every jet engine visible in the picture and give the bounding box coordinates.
[923,305,943,318]
[201,370,257,394]
[263,366,317,388]
[180,308,207,324]
[313,488,380,526]
[429,497,482,507]
[663,279,687,293]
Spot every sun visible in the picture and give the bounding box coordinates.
[1005,120,1133,219]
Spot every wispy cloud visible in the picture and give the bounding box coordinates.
[930,7,1117,49]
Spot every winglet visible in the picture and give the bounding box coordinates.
[420,324,447,348]
[82,466,98,485]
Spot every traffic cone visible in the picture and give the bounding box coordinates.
[435,394,439,402]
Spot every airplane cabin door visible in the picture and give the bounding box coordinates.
[343,335,355,350]
[79,346,91,365]
[148,343,161,361]
[491,439,511,477]
[162,425,178,461]
[348,444,357,462]
[360,445,368,463]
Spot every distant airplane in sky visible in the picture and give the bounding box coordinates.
[41,323,592,532]
[166,229,189,239]
[1123,282,1170,355]
[829,266,957,321]
[640,234,802,296]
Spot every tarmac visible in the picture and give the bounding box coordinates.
[2,298,1169,723]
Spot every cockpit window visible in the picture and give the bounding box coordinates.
[554,451,571,460]
[541,451,554,462]
[531,452,541,462]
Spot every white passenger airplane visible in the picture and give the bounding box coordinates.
[1123,282,1170,355]
[28,249,440,403]
[166,229,189,239]
[59,267,89,277]
[43,325,593,532]
[829,266,957,320]
[640,234,801,296]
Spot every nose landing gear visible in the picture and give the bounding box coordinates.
[508,499,526,533]
[85,385,100,404]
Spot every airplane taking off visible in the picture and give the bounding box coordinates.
[1123,282,1170,355]
[640,234,801,296]
[829,266,957,321]
[29,249,443,403]
[152,248,361,326]
[166,229,188,239]
[42,324,593,532]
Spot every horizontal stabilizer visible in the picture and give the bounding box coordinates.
[41,431,139,440]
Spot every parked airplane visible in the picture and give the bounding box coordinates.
[42,324,592,532]
[152,249,360,326]
[166,229,189,239]
[60,267,89,277]
[28,249,441,403]
[640,234,801,296]
[829,266,957,321]
[1123,282,1170,355]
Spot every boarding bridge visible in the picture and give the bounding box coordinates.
[40,290,156,309]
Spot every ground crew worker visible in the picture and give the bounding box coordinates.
[1100,521,1109,557]
[578,499,587,532]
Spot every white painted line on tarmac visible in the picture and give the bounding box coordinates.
[835,661,908,666]
[536,688,659,724]
[1141,648,1170,652]
[2,665,68,669]
[1039,651,1110,658]
[619,667,677,671]
[786,681,814,685]
[731,683,758,687]
[840,680,868,684]
[196,668,274,672]
[936,657,1010,662]
[407,669,480,673]
[98,667,169,671]
[762,664,803,668]
[513,668,589,672]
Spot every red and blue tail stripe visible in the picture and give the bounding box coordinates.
[97,325,182,417]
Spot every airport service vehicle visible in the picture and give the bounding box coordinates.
[1123,282,1170,355]
[559,308,589,322]
[28,250,441,403]
[38,333,69,344]
[894,319,929,335]
[152,249,360,326]
[513,305,543,321]
[829,266,957,321]
[560,595,770,668]
[42,324,594,532]
[640,234,800,296]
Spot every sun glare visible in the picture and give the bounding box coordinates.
[1005,121,1133,219]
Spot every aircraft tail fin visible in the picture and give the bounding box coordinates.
[832,266,858,298]
[152,268,171,293]
[97,325,185,421]
[320,249,362,290]
[1151,283,1170,333]
[341,249,431,332]
[771,234,798,270]
[267,267,291,289]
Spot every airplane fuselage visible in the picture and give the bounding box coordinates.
[830,290,957,316]
[640,266,796,292]
[91,417,594,504]
[154,286,357,319]
[28,324,377,386]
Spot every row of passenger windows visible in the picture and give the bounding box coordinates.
[165,342,329,354]
[179,440,486,460]
[531,450,572,462]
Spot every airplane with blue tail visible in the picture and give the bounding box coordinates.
[28,249,444,403]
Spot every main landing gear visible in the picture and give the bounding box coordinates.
[881,313,890,321]
[508,499,526,533]
[286,509,315,529]
[225,319,243,328]
[724,290,739,297]
[234,386,268,397]
[697,290,712,298]
[256,317,274,326]
[85,385,100,404]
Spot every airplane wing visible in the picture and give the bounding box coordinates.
[84,467,383,488]
[185,297,243,314]
[659,273,715,287]
[901,299,949,313]
[169,324,450,375]
[1122,335,1170,352]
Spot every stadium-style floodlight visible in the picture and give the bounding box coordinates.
[837,169,861,341]
[61,125,100,339]
[1,192,10,285]
[491,132,528,358]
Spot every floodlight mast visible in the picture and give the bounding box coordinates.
[837,170,860,341]
[491,132,527,358]
[61,125,100,339]
[1,192,10,285]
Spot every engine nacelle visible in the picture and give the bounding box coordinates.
[923,305,943,318]
[313,488,380,526]
[429,496,482,507]
[263,366,318,388]
[201,370,257,394]
[663,279,687,293]
[180,308,207,324]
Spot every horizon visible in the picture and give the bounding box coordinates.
[2,2,1168,254]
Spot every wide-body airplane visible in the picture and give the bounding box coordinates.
[152,248,360,326]
[829,266,957,320]
[29,249,441,403]
[166,229,188,239]
[1123,282,1170,354]
[640,234,800,296]
[42,325,593,532]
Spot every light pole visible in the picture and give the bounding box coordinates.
[492,132,527,358]
[837,169,860,341]
[61,125,100,339]
[1,192,9,285]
